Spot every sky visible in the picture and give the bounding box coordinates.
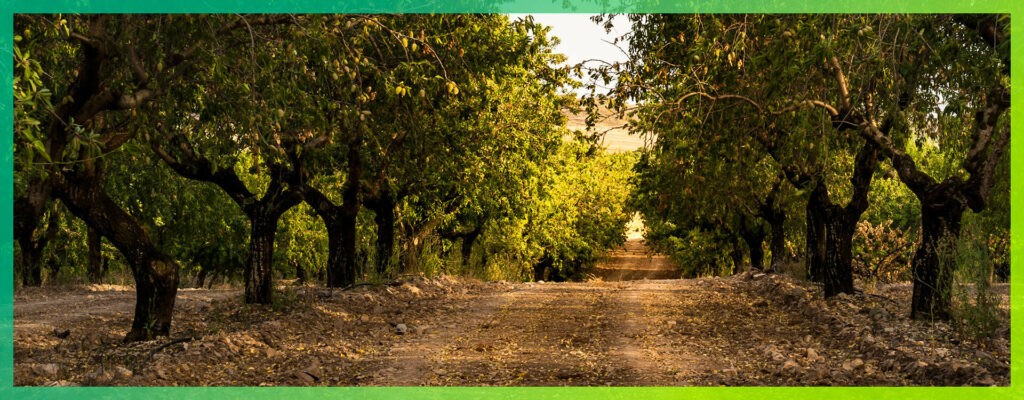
[507,14,632,94]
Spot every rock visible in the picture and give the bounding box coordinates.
[666,320,677,326]
[806,348,821,362]
[296,371,316,384]
[34,363,60,376]
[867,307,889,320]
[537,280,545,283]
[395,323,408,335]
[772,351,785,362]
[782,359,801,373]
[360,315,370,322]
[301,358,322,380]
[266,348,283,359]
[722,367,739,376]
[85,367,114,384]
[152,366,170,380]
[851,358,864,369]
[977,375,996,386]
[113,366,133,379]
[401,283,422,295]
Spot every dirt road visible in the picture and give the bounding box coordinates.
[13,239,1009,386]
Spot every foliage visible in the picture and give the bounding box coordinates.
[851,220,915,284]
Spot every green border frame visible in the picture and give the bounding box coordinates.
[0,1,1020,399]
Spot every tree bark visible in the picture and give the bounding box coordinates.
[739,227,765,272]
[306,189,360,289]
[295,260,306,283]
[909,182,966,320]
[533,253,553,281]
[18,236,44,287]
[805,141,877,297]
[461,227,482,268]
[805,193,827,283]
[365,188,396,276]
[757,182,786,274]
[245,210,279,304]
[54,172,179,342]
[729,239,746,274]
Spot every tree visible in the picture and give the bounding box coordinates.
[855,15,1010,319]
[600,14,922,296]
[14,14,298,339]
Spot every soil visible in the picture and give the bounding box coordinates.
[13,240,1010,386]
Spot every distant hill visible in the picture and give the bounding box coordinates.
[564,106,648,153]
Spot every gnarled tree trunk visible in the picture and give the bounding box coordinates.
[805,141,878,297]
[54,172,179,342]
[909,183,966,320]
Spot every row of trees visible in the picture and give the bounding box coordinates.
[598,14,1010,320]
[13,14,633,341]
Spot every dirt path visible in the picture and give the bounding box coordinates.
[13,239,1010,386]
[14,287,238,334]
[590,238,680,281]
[367,237,693,386]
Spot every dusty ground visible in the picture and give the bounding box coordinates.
[14,240,1010,387]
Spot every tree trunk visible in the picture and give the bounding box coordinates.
[295,261,306,283]
[18,235,44,287]
[324,215,359,288]
[910,184,966,320]
[462,227,482,268]
[54,173,179,342]
[805,188,827,283]
[805,142,877,297]
[807,182,856,297]
[533,254,553,281]
[729,240,745,274]
[87,226,104,283]
[821,213,856,298]
[17,199,59,287]
[245,212,278,304]
[341,214,359,285]
[196,267,208,288]
[767,214,786,273]
[368,192,396,276]
[740,228,765,272]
